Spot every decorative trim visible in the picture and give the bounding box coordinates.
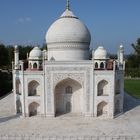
[47,41,89,45]
[47,42,90,50]
[27,78,41,85]
[53,73,84,88]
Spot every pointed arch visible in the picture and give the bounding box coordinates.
[28,102,40,117]
[100,62,104,69]
[50,57,55,61]
[28,80,40,96]
[95,62,98,69]
[97,101,108,116]
[16,79,21,95]
[16,99,22,113]
[54,78,83,116]
[54,74,83,89]
[97,80,109,96]
[29,63,32,69]
[33,63,37,69]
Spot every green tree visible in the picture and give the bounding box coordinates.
[131,38,140,68]
[0,72,12,97]
[0,44,9,68]
[125,38,140,77]
[18,45,33,60]
[41,43,47,50]
[126,54,136,68]
[7,45,14,68]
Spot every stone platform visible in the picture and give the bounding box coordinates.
[0,92,140,140]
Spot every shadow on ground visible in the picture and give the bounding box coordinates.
[0,115,19,123]
[123,92,140,113]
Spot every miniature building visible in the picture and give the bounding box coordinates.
[13,1,125,118]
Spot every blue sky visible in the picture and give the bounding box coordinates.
[0,0,140,54]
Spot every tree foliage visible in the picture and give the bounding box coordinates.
[125,38,140,77]
[0,44,47,69]
[18,45,33,60]
[131,38,140,68]
[41,43,47,50]
[0,44,9,67]
[0,71,12,97]
[0,43,46,96]
[132,38,140,55]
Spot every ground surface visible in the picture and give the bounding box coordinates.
[0,93,140,138]
[124,79,140,98]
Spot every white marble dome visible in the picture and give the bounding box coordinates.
[94,46,107,59]
[45,9,91,61]
[46,9,91,44]
[29,47,42,60]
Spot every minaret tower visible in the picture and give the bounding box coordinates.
[119,45,124,65]
[14,45,19,70]
[118,44,124,69]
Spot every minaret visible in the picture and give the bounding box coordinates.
[14,45,19,70]
[92,49,94,60]
[119,45,124,65]
[27,52,29,60]
[117,44,124,69]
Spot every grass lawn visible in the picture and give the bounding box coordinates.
[124,79,140,99]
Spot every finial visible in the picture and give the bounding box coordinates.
[120,44,124,49]
[14,45,18,51]
[66,0,70,10]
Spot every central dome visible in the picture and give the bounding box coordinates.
[46,9,91,44]
[45,7,91,61]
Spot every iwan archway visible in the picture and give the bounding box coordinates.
[54,78,83,116]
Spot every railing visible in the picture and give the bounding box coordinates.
[0,135,139,140]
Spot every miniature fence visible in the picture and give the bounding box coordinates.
[0,135,140,140]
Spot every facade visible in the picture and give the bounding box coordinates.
[13,1,125,119]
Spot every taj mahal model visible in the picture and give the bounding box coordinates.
[13,1,125,119]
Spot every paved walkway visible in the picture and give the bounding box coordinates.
[0,92,140,138]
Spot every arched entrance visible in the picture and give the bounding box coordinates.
[16,79,21,95]
[16,99,22,113]
[97,80,108,96]
[54,78,83,116]
[97,101,108,117]
[33,63,37,69]
[28,80,40,96]
[29,102,40,117]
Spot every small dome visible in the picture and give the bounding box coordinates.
[29,47,42,60]
[94,46,107,59]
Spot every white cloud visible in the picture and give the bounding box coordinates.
[18,18,24,23]
[25,17,31,22]
[17,17,32,24]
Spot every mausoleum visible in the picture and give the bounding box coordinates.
[13,0,125,118]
